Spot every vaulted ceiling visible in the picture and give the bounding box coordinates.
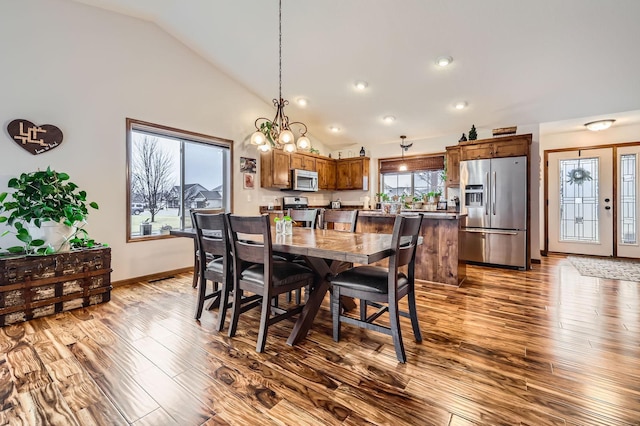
[71,0,640,147]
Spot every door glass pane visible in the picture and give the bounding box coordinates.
[559,157,599,243]
[620,153,636,244]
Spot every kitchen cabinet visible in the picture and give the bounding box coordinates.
[460,134,530,161]
[290,153,316,171]
[445,146,461,186]
[260,149,291,189]
[316,157,336,191]
[336,157,369,190]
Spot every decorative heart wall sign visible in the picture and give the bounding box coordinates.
[6,119,63,155]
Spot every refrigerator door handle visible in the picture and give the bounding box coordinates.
[462,229,519,235]
[492,171,497,215]
[485,172,489,216]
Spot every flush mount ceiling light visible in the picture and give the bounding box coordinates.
[354,81,369,90]
[250,0,310,153]
[436,56,453,67]
[383,115,396,124]
[399,135,412,171]
[585,119,615,131]
[295,98,308,107]
[454,101,468,110]
[329,126,341,133]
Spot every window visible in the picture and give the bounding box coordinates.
[381,170,444,199]
[378,155,445,199]
[126,118,232,241]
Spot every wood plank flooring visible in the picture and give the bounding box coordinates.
[1,254,639,425]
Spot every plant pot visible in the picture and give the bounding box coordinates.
[140,222,152,236]
[27,221,76,253]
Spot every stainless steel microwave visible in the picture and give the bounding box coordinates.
[291,169,318,192]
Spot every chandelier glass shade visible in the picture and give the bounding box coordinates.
[251,0,309,153]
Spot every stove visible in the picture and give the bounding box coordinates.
[283,196,309,210]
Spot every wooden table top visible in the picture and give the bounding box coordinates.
[170,228,394,265]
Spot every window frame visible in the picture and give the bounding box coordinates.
[126,118,233,242]
[378,153,445,197]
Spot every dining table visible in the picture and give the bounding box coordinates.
[170,226,402,346]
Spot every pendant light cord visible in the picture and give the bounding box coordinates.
[279,0,282,101]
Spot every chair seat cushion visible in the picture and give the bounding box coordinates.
[205,257,224,273]
[331,266,408,294]
[240,261,313,287]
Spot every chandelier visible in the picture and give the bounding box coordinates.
[250,0,310,153]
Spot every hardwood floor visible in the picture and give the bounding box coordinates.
[1,254,639,425]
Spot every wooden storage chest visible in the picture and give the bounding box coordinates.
[0,247,111,326]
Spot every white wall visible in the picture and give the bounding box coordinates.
[0,0,297,280]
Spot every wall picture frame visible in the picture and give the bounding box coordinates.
[243,173,255,189]
[240,157,257,173]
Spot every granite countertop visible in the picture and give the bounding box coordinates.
[357,209,466,219]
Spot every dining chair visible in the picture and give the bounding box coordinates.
[284,208,318,304]
[287,208,318,229]
[192,211,234,331]
[189,208,223,288]
[321,209,358,232]
[227,214,315,353]
[330,214,423,363]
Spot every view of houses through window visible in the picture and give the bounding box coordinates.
[380,170,444,200]
[127,119,231,240]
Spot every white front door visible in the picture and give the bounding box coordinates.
[617,145,640,258]
[548,148,614,256]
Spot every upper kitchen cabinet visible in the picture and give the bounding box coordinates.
[445,146,461,186]
[459,134,531,160]
[316,157,336,191]
[290,153,316,171]
[336,157,369,190]
[260,149,291,189]
[460,134,531,161]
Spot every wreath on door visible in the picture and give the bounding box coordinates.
[566,167,592,185]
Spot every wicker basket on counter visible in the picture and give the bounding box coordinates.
[0,247,112,326]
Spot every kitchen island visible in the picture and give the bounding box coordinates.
[356,210,466,286]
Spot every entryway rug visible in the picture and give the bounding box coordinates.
[567,256,640,282]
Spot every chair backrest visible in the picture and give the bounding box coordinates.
[227,214,273,274]
[288,208,318,229]
[322,209,358,232]
[189,208,223,228]
[388,214,423,278]
[192,212,230,274]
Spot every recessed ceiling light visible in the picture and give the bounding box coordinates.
[329,126,341,133]
[354,81,368,90]
[383,115,396,124]
[585,119,615,131]
[296,98,308,107]
[436,56,453,67]
[454,101,468,110]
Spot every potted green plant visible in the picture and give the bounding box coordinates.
[0,167,99,255]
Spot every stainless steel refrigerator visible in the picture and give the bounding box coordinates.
[460,156,527,269]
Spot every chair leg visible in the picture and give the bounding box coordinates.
[216,277,231,332]
[332,287,341,342]
[228,288,243,338]
[295,288,301,305]
[194,276,207,320]
[256,293,272,353]
[192,253,199,288]
[360,299,367,321]
[388,300,407,363]
[407,288,422,342]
